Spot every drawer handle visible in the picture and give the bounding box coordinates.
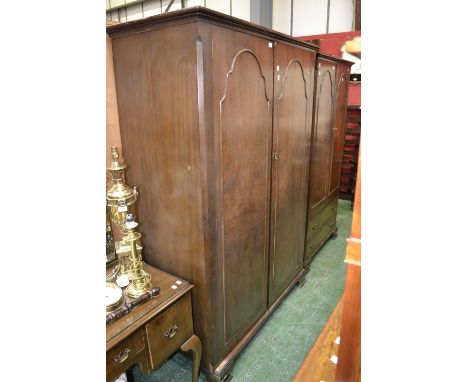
[165,325,178,339]
[113,348,130,364]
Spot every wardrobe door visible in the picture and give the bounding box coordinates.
[211,26,273,353]
[328,63,349,201]
[309,59,336,211]
[268,43,315,305]
[305,58,336,261]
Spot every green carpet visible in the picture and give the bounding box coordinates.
[132,199,352,382]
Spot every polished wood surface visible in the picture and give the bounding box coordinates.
[309,59,335,212]
[145,294,193,370]
[304,54,352,265]
[106,264,200,382]
[211,26,272,351]
[106,264,192,350]
[107,327,148,382]
[305,57,335,262]
[328,63,348,197]
[268,42,315,305]
[292,299,343,382]
[112,19,219,372]
[336,150,361,382]
[108,8,318,380]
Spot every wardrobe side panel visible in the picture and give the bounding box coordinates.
[111,21,213,362]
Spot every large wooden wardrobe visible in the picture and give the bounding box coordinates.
[304,53,352,266]
[107,7,317,381]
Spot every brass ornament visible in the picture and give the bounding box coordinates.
[106,147,152,300]
[123,215,152,298]
[106,147,138,228]
[106,147,138,278]
[106,282,125,314]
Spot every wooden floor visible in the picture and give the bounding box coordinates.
[292,299,343,382]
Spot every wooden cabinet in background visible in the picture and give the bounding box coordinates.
[340,105,361,204]
[304,53,352,266]
[107,7,317,381]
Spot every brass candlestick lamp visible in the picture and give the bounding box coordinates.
[106,146,152,299]
[106,147,140,279]
[123,214,152,298]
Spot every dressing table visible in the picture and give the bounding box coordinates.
[106,263,201,382]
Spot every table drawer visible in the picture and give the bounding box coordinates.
[106,328,146,380]
[146,293,193,369]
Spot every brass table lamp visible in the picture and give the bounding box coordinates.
[106,146,152,298]
[106,147,138,278]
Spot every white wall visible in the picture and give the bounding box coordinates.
[107,0,250,22]
[205,0,230,15]
[329,0,353,32]
[293,0,328,36]
[232,0,250,21]
[272,0,355,36]
[142,0,161,17]
[107,0,355,36]
[272,0,291,34]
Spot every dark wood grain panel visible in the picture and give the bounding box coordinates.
[269,43,315,305]
[308,60,335,210]
[146,294,194,369]
[106,328,147,381]
[304,56,352,266]
[113,23,205,276]
[211,26,273,348]
[111,22,217,367]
